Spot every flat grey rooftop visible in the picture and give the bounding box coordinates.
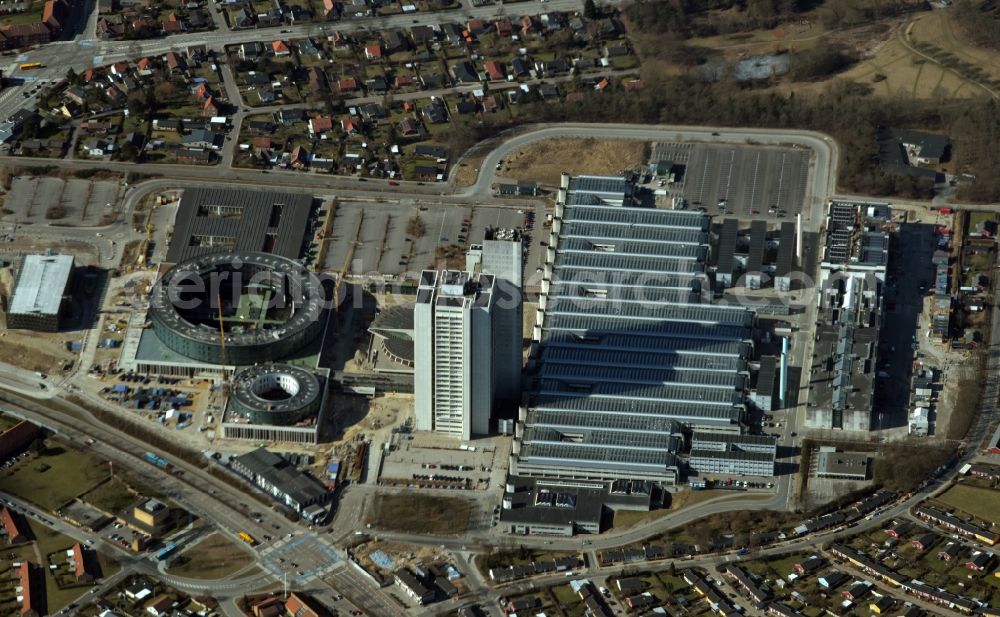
[9,254,74,316]
[166,188,313,263]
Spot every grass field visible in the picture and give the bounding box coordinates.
[80,478,138,515]
[369,493,473,535]
[166,532,253,580]
[502,138,649,186]
[936,484,1000,525]
[0,444,109,511]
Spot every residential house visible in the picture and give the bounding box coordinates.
[495,18,513,37]
[818,571,849,590]
[277,109,305,124]
[886,520,913,538]
[794,556,826,576]
[338,77,358,93]
[965,550,993,571]
[289,145,309,169]
[367,75,388,93]
[322,0,335,17]
[520,15,538,34]
[237,42,264,61]
[454,99,478,115]
[161,16,184,34]
[341,117,359,134]
[395,568,434,605]
[272,40,290,56]
[452,61,479,84]
[484,60,505,81]
[482,94,502,113]
[71,543,95,583]
[938,541,962,562]
[912,533,937,552]
[1,507,29,543]
[411,25,435,44]
[365,44,383,60]
[283,593,326,617]
[246,120,275,134]
[64,87,87,106]
[145,595,173,617]
[182,129,220,149]
[96,17,123,39]
[251,596,281,617]
[384,30,410,53]
[177,148,213,164]
[466,18,488,35]
[202,96,220,117]
[399,118,420,136]
[165,52,186,73]
[511,57,531,77]
[232,8,254,29]
[870,597,895,615]
[413,165,438,180]
[538,83,559,99]
[842,581,872,602]
[423,101,447,124]
[308,116,334,137]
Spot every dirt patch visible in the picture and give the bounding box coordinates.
[166,532,254,580]
[502,138,649,187]
[368,492,474,536]
[0,335,73,373]
[453,162,481,187]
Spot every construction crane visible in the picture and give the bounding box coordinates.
[217,289,229,398]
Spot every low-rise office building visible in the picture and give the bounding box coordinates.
[815,448,870,480]
[231,447,330,513]
[7,253,75,331]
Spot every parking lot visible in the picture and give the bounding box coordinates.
[3,177,121,226]
[322,201,544,285]
[378,433,502,491]
[651,142,810,220]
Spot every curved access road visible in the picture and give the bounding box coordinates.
[457,123,839,229]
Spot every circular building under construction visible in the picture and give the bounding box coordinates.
[149,252,325,365]
[229,364,323,426]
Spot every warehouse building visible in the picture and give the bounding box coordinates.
[807,202,890,431]
[715,218,739,289]
[510,173,754,492]
[744,220,767,289]
[688,449,776,476]
[774,221,796,292]
[688,432,777,476]
[750,356,777,411]
[7,253,75,331]
[815,448,870,480]
[230,447,330,513]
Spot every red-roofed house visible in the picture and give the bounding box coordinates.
[2,507,29,544]
[42,0,67,33]
[110,61,129,75]
[136,57,152,71]
[520,15,538,34]
[253,136,272,151]
[194,82,210,101]
[395,75,415,88]
[330,31,348,47]
[365,44,382,60]
[338,78,357,93]
[341,117,359,134]
[202,96,219,117]
[71,543,95,583]
[17,562,35,617]
[290,145,309,169]
[162,19,183,34]
[484,61,504,81]
[272,40,290,56]
[309,116,334,136]
[82,68,95,83]
[495,19,513,37]
[323,0,335,17]
[284,593,325,617]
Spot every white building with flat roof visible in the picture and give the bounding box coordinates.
[8,253,75,331]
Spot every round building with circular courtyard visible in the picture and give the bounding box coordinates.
[229,363,323,426]
[149,252,325,365]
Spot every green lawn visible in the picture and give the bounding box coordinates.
[936,484,1000,525]
[0,444,109,510]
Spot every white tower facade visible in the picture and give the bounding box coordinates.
[414,270,495,439]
